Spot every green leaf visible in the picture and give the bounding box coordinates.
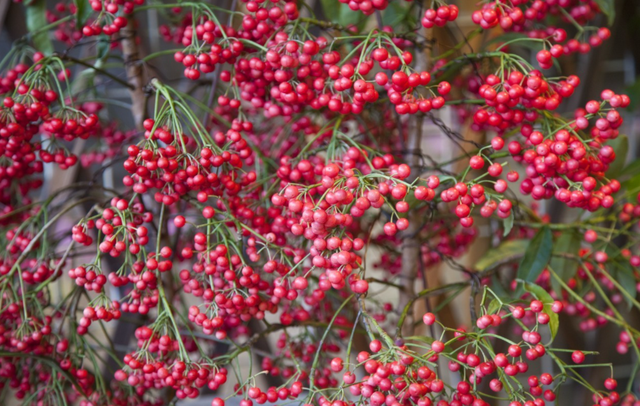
[503,212,514,237]
[618,159,640,180]
[594,0,616,25]
[433,285,465,313]
[622,172,640,200]
[381,2,406,26]
[319,0,340,24]
[521,281,559,340]
[320,0,367,31]
[405,335,435,345]
[549,231,581,294]
[97,35,110,60]
[516,227,553,283]
[605,135,628,179]
[483,32,529,49]
[483,32,543,52]
[490,274,509,299]
[612,261,637,309]
[74,0,92,29]
[26,0,54,55]
[72,35,109,94]
[625,77,640,112]
[487,298,502,315]
[475,239,529,271]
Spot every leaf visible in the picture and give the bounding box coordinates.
[594,0,616,25]
[483,32,542,52]
[490,274,509,299]
[74,0,92,29]
[503,212,514,237]
[622,172,640,200]
[97,35,110,60]
[319,0,340,24]
[26,0,54,55]
[549,231,581,294]
[625,77,640,112]
[483,32,529,49]
[381,2,412,27]
[320,0,367,31]
[72,36,109,94]
[605,135,628,179]
[612,261,637,309]
[521,281,559,340]
[487,298,502,315]
[433,286,465,313]
[405,335,435,345]
[516,227,553,284]
[475,239,529,272]
[618,159,640,180]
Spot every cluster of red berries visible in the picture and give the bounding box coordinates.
[115,327,230,399]
[167,13,447,117]
[81,0,144,37]
[534,27,611,69]
[68,265,107,292]
[515,93,626,210]
[0,60,82,214]
[42,113,99,142]
[421,4,459,28]
[181,255,279,339]
[470,70,579,129]
[161,2,295,47]
[460,67,628,210]
[338,0,389,14]
[77,302,122,335]
[473,0,607,51]
[174,42,244,81]
[122,118,255,205]
[164,1,300,81]
[90,198,154,256]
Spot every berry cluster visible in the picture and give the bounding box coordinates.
[82,0,144,36]
[472,0,609,56]
[421,4,459,28]
[339,0,389,15]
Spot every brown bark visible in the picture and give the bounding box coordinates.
[121,17,147,130]
[397,47,427,338]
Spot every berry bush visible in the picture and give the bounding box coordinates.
[0,0,639,405]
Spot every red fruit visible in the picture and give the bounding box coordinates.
[423,313,436,325]
[369,339,382,353]
[330,358,343,372]
[383,222,397,236]
[571,351,585,364]
[604,378,617,390]
[469,155,485,169]
[431,340,445,353]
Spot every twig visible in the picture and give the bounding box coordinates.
[58,54,133,89]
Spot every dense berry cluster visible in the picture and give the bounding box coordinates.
[422,4,459,28]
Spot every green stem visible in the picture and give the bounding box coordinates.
[548,266,640,336]
[308,294,355,390]
[59,54,133,89]
[396,282,468,338]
